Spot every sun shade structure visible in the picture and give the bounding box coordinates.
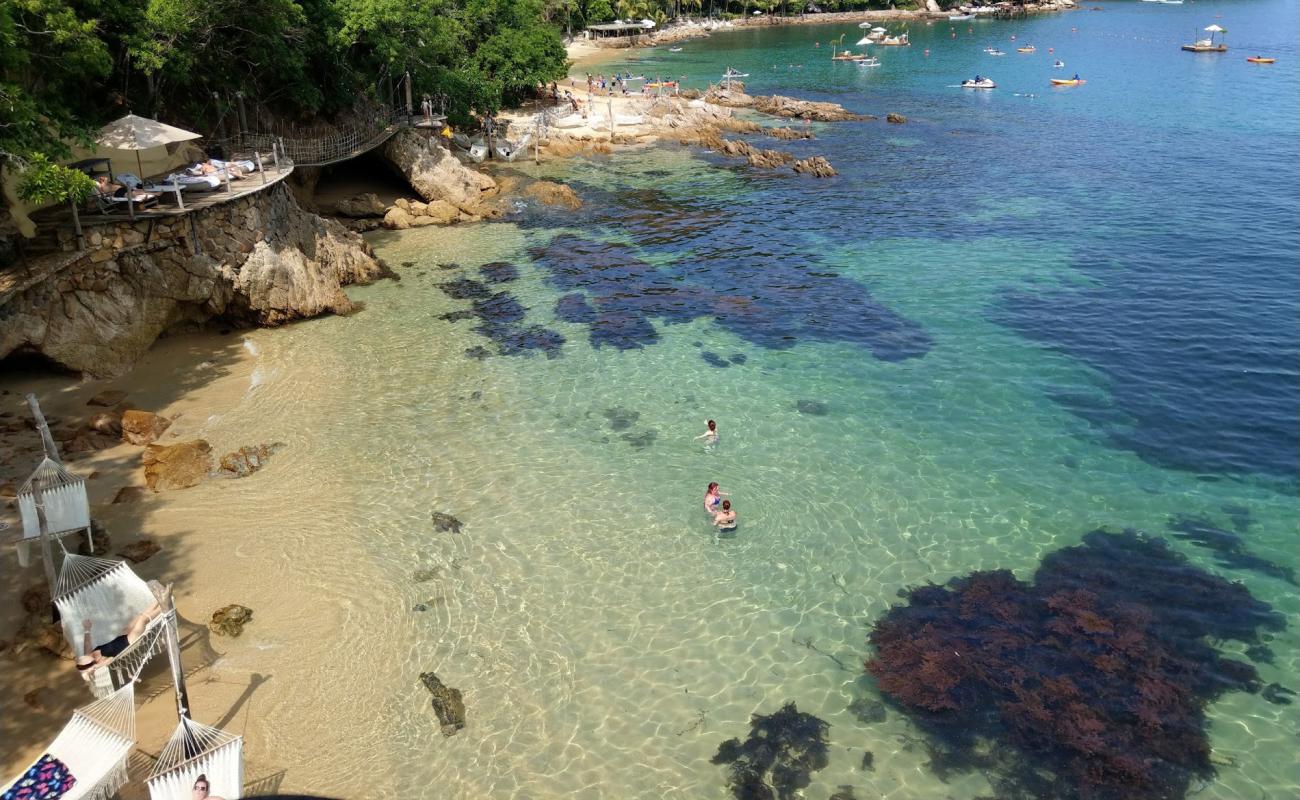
[0,683,136,800]
[56,554,175,698]
[95,114,203,218]
[148,719,244,800]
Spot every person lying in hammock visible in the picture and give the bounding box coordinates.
[192,773,227,800]
[74,581,172,679]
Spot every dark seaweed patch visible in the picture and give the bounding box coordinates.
[602,407,640,431]
[712,702,830,800]
[439,278,492,299]
[795,400,829,416]
[439,261,462,271]
[1261,683,1295,705]
[555,293,597,324]
[480,261,519,283]
[730,353,748,365]
[1167,514,1296,585]
[464,346,492,360]
[527,231,930,360]
[472,292,527,325]
[847,697,886,725]
[866,529,1286,800]
[620,429,657,449]
[701,351,731,368]
[440,309,476,322]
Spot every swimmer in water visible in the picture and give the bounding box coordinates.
[713,499,737,530]
[694,419,719,443]
[704,482,728,513]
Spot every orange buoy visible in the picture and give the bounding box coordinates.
[924,49,930,55]
[1049,47,1055,53]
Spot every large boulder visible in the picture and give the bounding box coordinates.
[142,439,213,491]
[379,130,497,215]
[792,156,837,178]
[121,409,171,445]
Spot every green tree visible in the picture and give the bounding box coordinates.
[16,153,97,206]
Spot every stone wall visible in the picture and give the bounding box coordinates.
[0,182,388,376]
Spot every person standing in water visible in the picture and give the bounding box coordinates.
[695,419,719,444]
[713,499,737,530]
[704,482,728,513]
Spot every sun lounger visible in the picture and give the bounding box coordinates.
[166,173,222,191]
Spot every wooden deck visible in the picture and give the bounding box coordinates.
[31,164,295,231]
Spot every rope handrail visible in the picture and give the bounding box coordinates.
[221,106,413,167]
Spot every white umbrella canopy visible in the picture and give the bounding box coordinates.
[872,26,888,32]
[1203,24,1225,32]
[97,114,201,151]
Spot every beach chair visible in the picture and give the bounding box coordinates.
[0,683,136,800]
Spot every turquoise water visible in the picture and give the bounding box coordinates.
[211,3,1297,796]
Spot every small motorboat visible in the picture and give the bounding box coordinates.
[1246,56,1276,63]
[723,68,750,78]
[1053,60,1065,68]
[494,132,533,162]
[949,13,974,20]
[669,46,683,52]
[1017,45,1037,53]
[857,57,882,67]
[832,51,863,60]
[987,48,1006,56]
[962,77,997,89]
[1050,77,1086,85]
[879,34,910,46]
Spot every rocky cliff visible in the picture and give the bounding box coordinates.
[0,181,387,376]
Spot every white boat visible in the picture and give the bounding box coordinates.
[856,36,872,45]
[949,13,974,20]
[467,141,487,163]
[723,67,749,78]
[552,113,585,129]
[857,56,881,67]
[669,46,683,52]
[986,48,1006,55]
[1053,60,1065,68]
[495,132,533,162]
[961,77,997,89]
[614,114,645,126]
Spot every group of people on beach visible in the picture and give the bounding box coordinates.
[696,420,738,532]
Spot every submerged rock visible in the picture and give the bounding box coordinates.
[886,113,908,124]
[87,390,128,407]
[522,181,583,210]
[847,697,887,725]
[432,512,464,534]
[218,442,285,478]
[420,671,466,736]
[209,604,253,637]
[116,538,161,564]
[142,440,213,491]
[792,156,837,178]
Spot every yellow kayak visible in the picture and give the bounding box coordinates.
[1051,78,1085,85]
[1246,57,1276,63]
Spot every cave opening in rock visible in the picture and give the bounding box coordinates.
[0,348,82,380]
[311,150,420,213]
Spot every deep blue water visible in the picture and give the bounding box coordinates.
[569,0,1300,481]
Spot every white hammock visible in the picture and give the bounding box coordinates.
[55,554,174,697]
[1,683,135,800]
[147,719,244,800]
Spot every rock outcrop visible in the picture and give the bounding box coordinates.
[0,183,388,376]
[705,89,870,122]
[379,130,498,216]
[522,181,583,210]
[330,192,387,218]
[793,156,837,178]
[142,439,213,491]
[382,198,465,230]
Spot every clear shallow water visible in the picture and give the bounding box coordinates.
[204,4,1296,797]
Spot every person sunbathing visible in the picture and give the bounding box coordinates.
[74,581,172,679]
[95,175,156,202]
